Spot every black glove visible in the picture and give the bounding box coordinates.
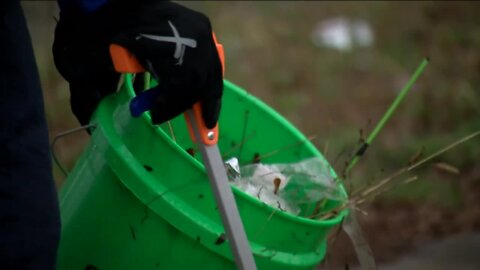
[53,1,223,128]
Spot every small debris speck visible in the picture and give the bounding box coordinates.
[252,153,261,163]
[215,233,227,245]
[186,148,195,157]
[143,165,153,172]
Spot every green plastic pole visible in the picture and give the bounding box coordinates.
[345,58,430,175]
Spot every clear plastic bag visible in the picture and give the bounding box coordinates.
[227,157,347,215]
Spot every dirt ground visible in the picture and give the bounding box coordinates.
[319,167,480,269]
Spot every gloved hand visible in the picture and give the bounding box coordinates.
[53,1,223,128]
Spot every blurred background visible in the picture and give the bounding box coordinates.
[22,1,480,269]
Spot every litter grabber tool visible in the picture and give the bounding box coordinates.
[109,34,257,270]
[56,34,347,269]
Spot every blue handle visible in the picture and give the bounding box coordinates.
[129,86,162,117]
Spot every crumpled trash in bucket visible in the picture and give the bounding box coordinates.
[224,157,241,180]
[225,157,347,215]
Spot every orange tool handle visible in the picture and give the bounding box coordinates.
[109,33,225,145]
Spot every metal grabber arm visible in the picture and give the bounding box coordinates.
[109,34,257,270]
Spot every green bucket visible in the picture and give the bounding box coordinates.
[56,74,348,270]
